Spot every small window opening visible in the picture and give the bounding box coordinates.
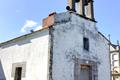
[83,37,89,51]
[14,67,22,80]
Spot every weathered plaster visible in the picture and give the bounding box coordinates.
[48,27,54,80]
[51,12,110,80]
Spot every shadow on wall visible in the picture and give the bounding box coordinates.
[0,61,6,80]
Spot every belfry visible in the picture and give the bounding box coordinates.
[67,0,95,20]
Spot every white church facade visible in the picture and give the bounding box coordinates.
[0,0,111,80]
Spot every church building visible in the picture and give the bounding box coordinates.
[0,0,111,80]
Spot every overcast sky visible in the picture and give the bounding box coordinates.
[0,0,120,44]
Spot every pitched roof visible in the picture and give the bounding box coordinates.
[0,26,51,47]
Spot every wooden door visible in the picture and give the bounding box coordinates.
[80,65,91,80]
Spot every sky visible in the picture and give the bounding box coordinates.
[0,0,120,44]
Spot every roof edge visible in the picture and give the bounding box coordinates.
[0,26,51,47]
[98,31,110,43]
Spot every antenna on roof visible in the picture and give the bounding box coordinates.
[117,40,119,46]
[108,34,111,44]
[117,40,120,50]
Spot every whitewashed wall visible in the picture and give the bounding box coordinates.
[0,29,50,80]
[52,12,110,80]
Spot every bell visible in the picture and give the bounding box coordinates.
[75,0,80,3]
[84,0,88,5]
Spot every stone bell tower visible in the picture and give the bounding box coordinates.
[67,0,95,20]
